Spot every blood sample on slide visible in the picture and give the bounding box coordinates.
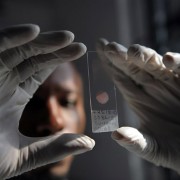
[87,51,119,133]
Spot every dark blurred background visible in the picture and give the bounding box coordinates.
[1,0,180,179]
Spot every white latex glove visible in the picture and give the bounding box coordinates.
[97,39,180,174]
[0,24,95,179]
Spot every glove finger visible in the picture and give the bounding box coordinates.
[17,133,95,177]
[1,31,74,70]
[163,52,180,74]
[111,127,161,166]
[0,24,39,53]
[127,44,164,70]
[104,42,128,72]
[13,42,86,83]
[105,42,127,61]
[104,42,153,85]
[163,52,180,97]
[96,38,109,61]
[127,44,174,81]
[103,43,172,94]
[127,44,180,94]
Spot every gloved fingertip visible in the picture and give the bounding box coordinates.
[63,30,75,43]
[66,135,95,155]
[105,42,120,53]
[77,42,87,54]
[16,24,40,38]
[56,42,87,59]
[98,38,109,44]
[163,52,177,68]
[104,42,127,57]
[127,44,141,57]
[0,24,41,49]
[69,42,87,57]
[26,23,40,34]
[84,137,95,151]
[111,129,134,147]
[77,135,95,151]
[111,130,124,141]
[96,38,109,50]
[112,127,148,153]
[112,127,144,142]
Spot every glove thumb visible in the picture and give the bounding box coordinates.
[16,133,95,177]
[111,127,158,163]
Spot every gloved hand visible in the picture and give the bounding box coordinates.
[97,39,180,173]
[0,24,95,179]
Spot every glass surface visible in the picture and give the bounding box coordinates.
[87,51,119,133]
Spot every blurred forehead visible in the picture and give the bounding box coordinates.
[42,63,81,91]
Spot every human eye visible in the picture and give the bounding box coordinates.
[58,96,77,108]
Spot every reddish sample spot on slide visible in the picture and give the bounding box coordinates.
[96,91,109,104]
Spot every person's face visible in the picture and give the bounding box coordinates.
[19,63,86,177]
